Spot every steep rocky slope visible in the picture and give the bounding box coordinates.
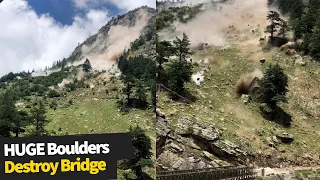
[156,0,320,172]
[67,6,156,70]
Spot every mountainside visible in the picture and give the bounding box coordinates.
[156,0,320,178]
[65,6,156,71]
[0,6,156,180]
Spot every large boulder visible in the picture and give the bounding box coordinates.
[210,140,249,160]
[176,118,219,142]
[241,94,251,104]
[276,133,294,144]
[156,108,166,119]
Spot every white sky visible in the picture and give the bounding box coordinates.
[0,0,155,76]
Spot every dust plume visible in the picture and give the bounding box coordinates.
[192,71,205,86]
[235,69,263,95]
[76,67,86,81]
[81,8,150,71]
[31,68,61,77]
[58,78,73,89]
[159,0,270,49]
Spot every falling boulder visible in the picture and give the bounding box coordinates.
[285,49,297,56]
[276,133,294,144]
[280,42,295,51]
[241,94,251,104]
[266,137,276,148]
[295,39,304,48]
[156,108,166,119]
[235,71,263,101]
[295,55,306,66]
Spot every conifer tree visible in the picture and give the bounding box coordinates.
[260,64,288,109]
[0,90,16,137]
[31,99,49,136]
[13,110,31,137]
[266,11,281,40]
[167,33,193,97]
[127,125,153,180]
[173,33,192,62]
[83,58,92,72]
[309,20,320,60]
[135,80,147,104]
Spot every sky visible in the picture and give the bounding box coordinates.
[0,0,155,76]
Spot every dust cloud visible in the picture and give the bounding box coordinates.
[159,0,270,49]
[192,71,205,86]
[58,78,72,89]
[235,69,263,95]
[81,8,150,71]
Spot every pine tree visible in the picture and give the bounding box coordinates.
[166,33,193,97]
[83,58,92,73]
[309,19,320,60]
[0,90,16,137]
[309,0,320,9]
[12,110,31,137]
[167,60,193,96]
[278,0,294,14]
[156,39,173,70]
[293,18,305,39]
[259,64,289,109]
[173,33,192,62]
[156,38,173,85]
[122,75,135,105]
[279,19,289,38]
[300,7,318,35]
[118,54,129,75]
[31,99,49,136]
[266,11,281,40]
[290,0,304,20]
[135,80,147,104]
[127,125,153,180]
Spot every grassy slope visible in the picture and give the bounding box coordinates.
[158,45,320,166]
[43,79,156,179]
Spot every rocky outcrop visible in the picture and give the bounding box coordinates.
[211,140,249,163]
[156,116,251,171]
[176,118,219,141]
[68,6,156,62]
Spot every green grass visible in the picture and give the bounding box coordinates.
[43,81,156,179]
[47,98,153,135]
[295,169,320,179]
[44,84,155,135]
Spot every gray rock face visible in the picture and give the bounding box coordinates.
[211,140,248,160]
[156,116,250,171]
[169,142,184,153]
[176,118,219,141]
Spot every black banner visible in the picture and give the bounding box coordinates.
[0,133,134,179]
